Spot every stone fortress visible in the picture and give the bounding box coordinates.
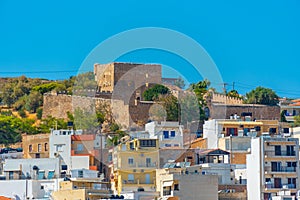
[43,62,280,129]
[43,62,162,128]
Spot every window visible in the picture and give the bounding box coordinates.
[283,128,289,133]
[287,145,295,156]
[77,144,84,152]
[269,128,277,134]
[146,158,151,167]
[128,174,134,182]
[226,128,237,136]
[38,144,42,152]
[165,144,171,147]
[163,131,169,139]
[9,171,14,180]
[174,184,179,191]
[170,131,176,137]
[78,170,83,178]
[174,144,179,147]
[288,178,296,188]
[140,140,156,147]
[41,186,44,190]
[128,158,134,165]
[56,144,64,152]
[44,143,48,151]
[274,145,281,156]
[61,165,68,170]
[29,145,32,152]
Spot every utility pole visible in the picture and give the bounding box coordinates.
[223,83,228,95]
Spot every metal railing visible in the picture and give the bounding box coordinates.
[265,183,296,189]
[266,166,297,172]
[265,151,296,157]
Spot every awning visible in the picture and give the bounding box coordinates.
[163,181,173,187]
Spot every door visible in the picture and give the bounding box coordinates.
[274,178,282,188]
[145,174,151,184]
[274,146,281,156]
[271,162,281,172]
[146,158,151,167]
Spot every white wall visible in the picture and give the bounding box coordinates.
[246,137,261,200]
[71,156,89,170]
[49,134,71,170]
[0,179,62,199]
[3,158,60,179]
[145,121,184,148]
[203,119,219,149]
[200,163,234,185]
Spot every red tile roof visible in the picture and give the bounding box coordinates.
[71,134,95,141]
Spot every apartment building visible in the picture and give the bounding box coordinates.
[156,164,218,200]
[111,138,159,194]
[247,137,299,200]
[145,121,184,148]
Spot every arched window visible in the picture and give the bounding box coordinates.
[45,143,48,151]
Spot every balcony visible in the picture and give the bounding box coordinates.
[123,180,155,186]
[265,166,297,174]
[127,162,157,168]
[265,183,296,190]
[264,151,296,158]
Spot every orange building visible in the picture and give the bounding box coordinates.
[22,133,50,159]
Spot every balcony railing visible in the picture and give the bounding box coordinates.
[266,166,297,173]
[265,183,296,189]
[123,180,154,185]
[163,190,172,196]
[265,151,296,157]
[127,163,157,168]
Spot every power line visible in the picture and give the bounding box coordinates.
[0,70,84,74]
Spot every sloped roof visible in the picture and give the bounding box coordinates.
[197,148,230,156]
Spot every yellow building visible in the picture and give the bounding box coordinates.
[111,138,159,194]
[22,133,50,159]
[51,178,111,200]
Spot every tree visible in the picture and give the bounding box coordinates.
[189,79,211,121]
[36,108,43,120]
[143,84,170,101]
[245,86,279,106]
[25,91,43,113]
[39,116,67,133]
[280,111,287,122]
[174,77,185,89]
[73,108,99,132]
[158,94,179,121]
[227,90,241,99]
[294,115,300,127]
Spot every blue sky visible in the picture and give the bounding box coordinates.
[0,1,300,97]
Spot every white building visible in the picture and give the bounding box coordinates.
[3,158,60,180]
[145,121,184,148]
[0,178,62,199]
[200,163,235,185]
[247,137,299,200]
[70,168,98,178]
[49,129,89,174]
[156,164,218,200]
